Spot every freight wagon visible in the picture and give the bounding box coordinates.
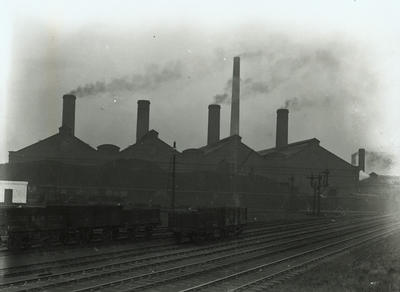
[168,207,247,243]
[0,205,161,250]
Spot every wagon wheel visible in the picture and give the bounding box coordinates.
[103,229,113,243]
[174,232,182,243]
[79,229,91,244]
[60,231,69,245]
[112,228,119,240]
[7,234,22,251]
[128,228,136,240]
[42,231,52,248]
[145,226,153,240]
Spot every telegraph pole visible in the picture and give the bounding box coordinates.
[171,141,176,211]
[323,169,330,188]
[308,174,317,215]
[317,174,322,216]
[308,170,330,216]
[288,175,295,211]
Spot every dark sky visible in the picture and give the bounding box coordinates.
[1,1,400,174]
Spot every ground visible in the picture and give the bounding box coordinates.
[270,231,400,292]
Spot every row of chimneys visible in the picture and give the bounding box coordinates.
[62,58,363,170]
[61,96,288,148]
[60,56,290,149]
[60,95,151,142]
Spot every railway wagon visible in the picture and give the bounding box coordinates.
[0,205,161,250]
[168,207,247,243]
[122,207,161,239]
[0,205,66,249]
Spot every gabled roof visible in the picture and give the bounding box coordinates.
[199,135,241,155]
[361,172,400,186]
[192,135,265,162]
[258,138,320,158]
[9,130,98,162]
[120,129,179,155]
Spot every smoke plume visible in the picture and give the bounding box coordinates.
[213,77,270,104]
[366,151,394,173]
[282,96,331,111]
[213,93,228,104]
[69,61,183,97]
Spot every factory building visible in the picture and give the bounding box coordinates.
[8,94,99,165]
[258,109,359,195]
[3,56,361,209]
[178,57,268,176]
[7,95,177,169]
[179,135,267,176]
[359,172,400,194]
[119,100,179,170]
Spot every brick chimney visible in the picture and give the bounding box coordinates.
[136,100,150,142]
[60,94,76,135]
[276,108,289,148]
[207,104,220,145]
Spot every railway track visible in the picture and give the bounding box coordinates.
[0,215,377,280]
[87,219,397,292]
[0,215,394,291]
[183,226,399,291]
[0,215,339,277]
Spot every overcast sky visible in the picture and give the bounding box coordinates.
[1,0,400,174]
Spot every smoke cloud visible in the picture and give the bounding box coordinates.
[282,96,331,111]
[213,93,228,104]
[213,46,356,113]
[69,61,183,97]
[366,151,394,173]
[213,77,270,104]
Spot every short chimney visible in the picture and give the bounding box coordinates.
[230,56,240,136]
[136,100,150,142]
[207,104,220,145]
[276,108,289,148]
[61,94,76,135]
[358,148,366,172]
[351,152,357,165]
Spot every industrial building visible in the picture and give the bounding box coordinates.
[8,95,99,165]
[119,100,179,170]
[2,56,363,211]
[258,109,359,195]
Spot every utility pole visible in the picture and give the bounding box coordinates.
[308,174,317,215]
[288,175,295,212]
[171,141,176,211]
[323,169,330,188]
[317,174,322,216]
[322,169,330,212]
[308,170,330,216]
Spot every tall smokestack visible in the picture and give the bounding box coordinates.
[276,108,289,148]
[207,104,220,145]
[136,100,150,142]
[358,148,366,172]
[61,94,76,135]
[230,56,240,136]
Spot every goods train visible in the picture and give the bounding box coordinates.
[0,204,161,250]
[168,207,247,243]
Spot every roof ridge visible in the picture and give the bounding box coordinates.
[258,138,319,154]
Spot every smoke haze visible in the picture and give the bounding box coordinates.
[70,61,183,97]
[366,151,394,173]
